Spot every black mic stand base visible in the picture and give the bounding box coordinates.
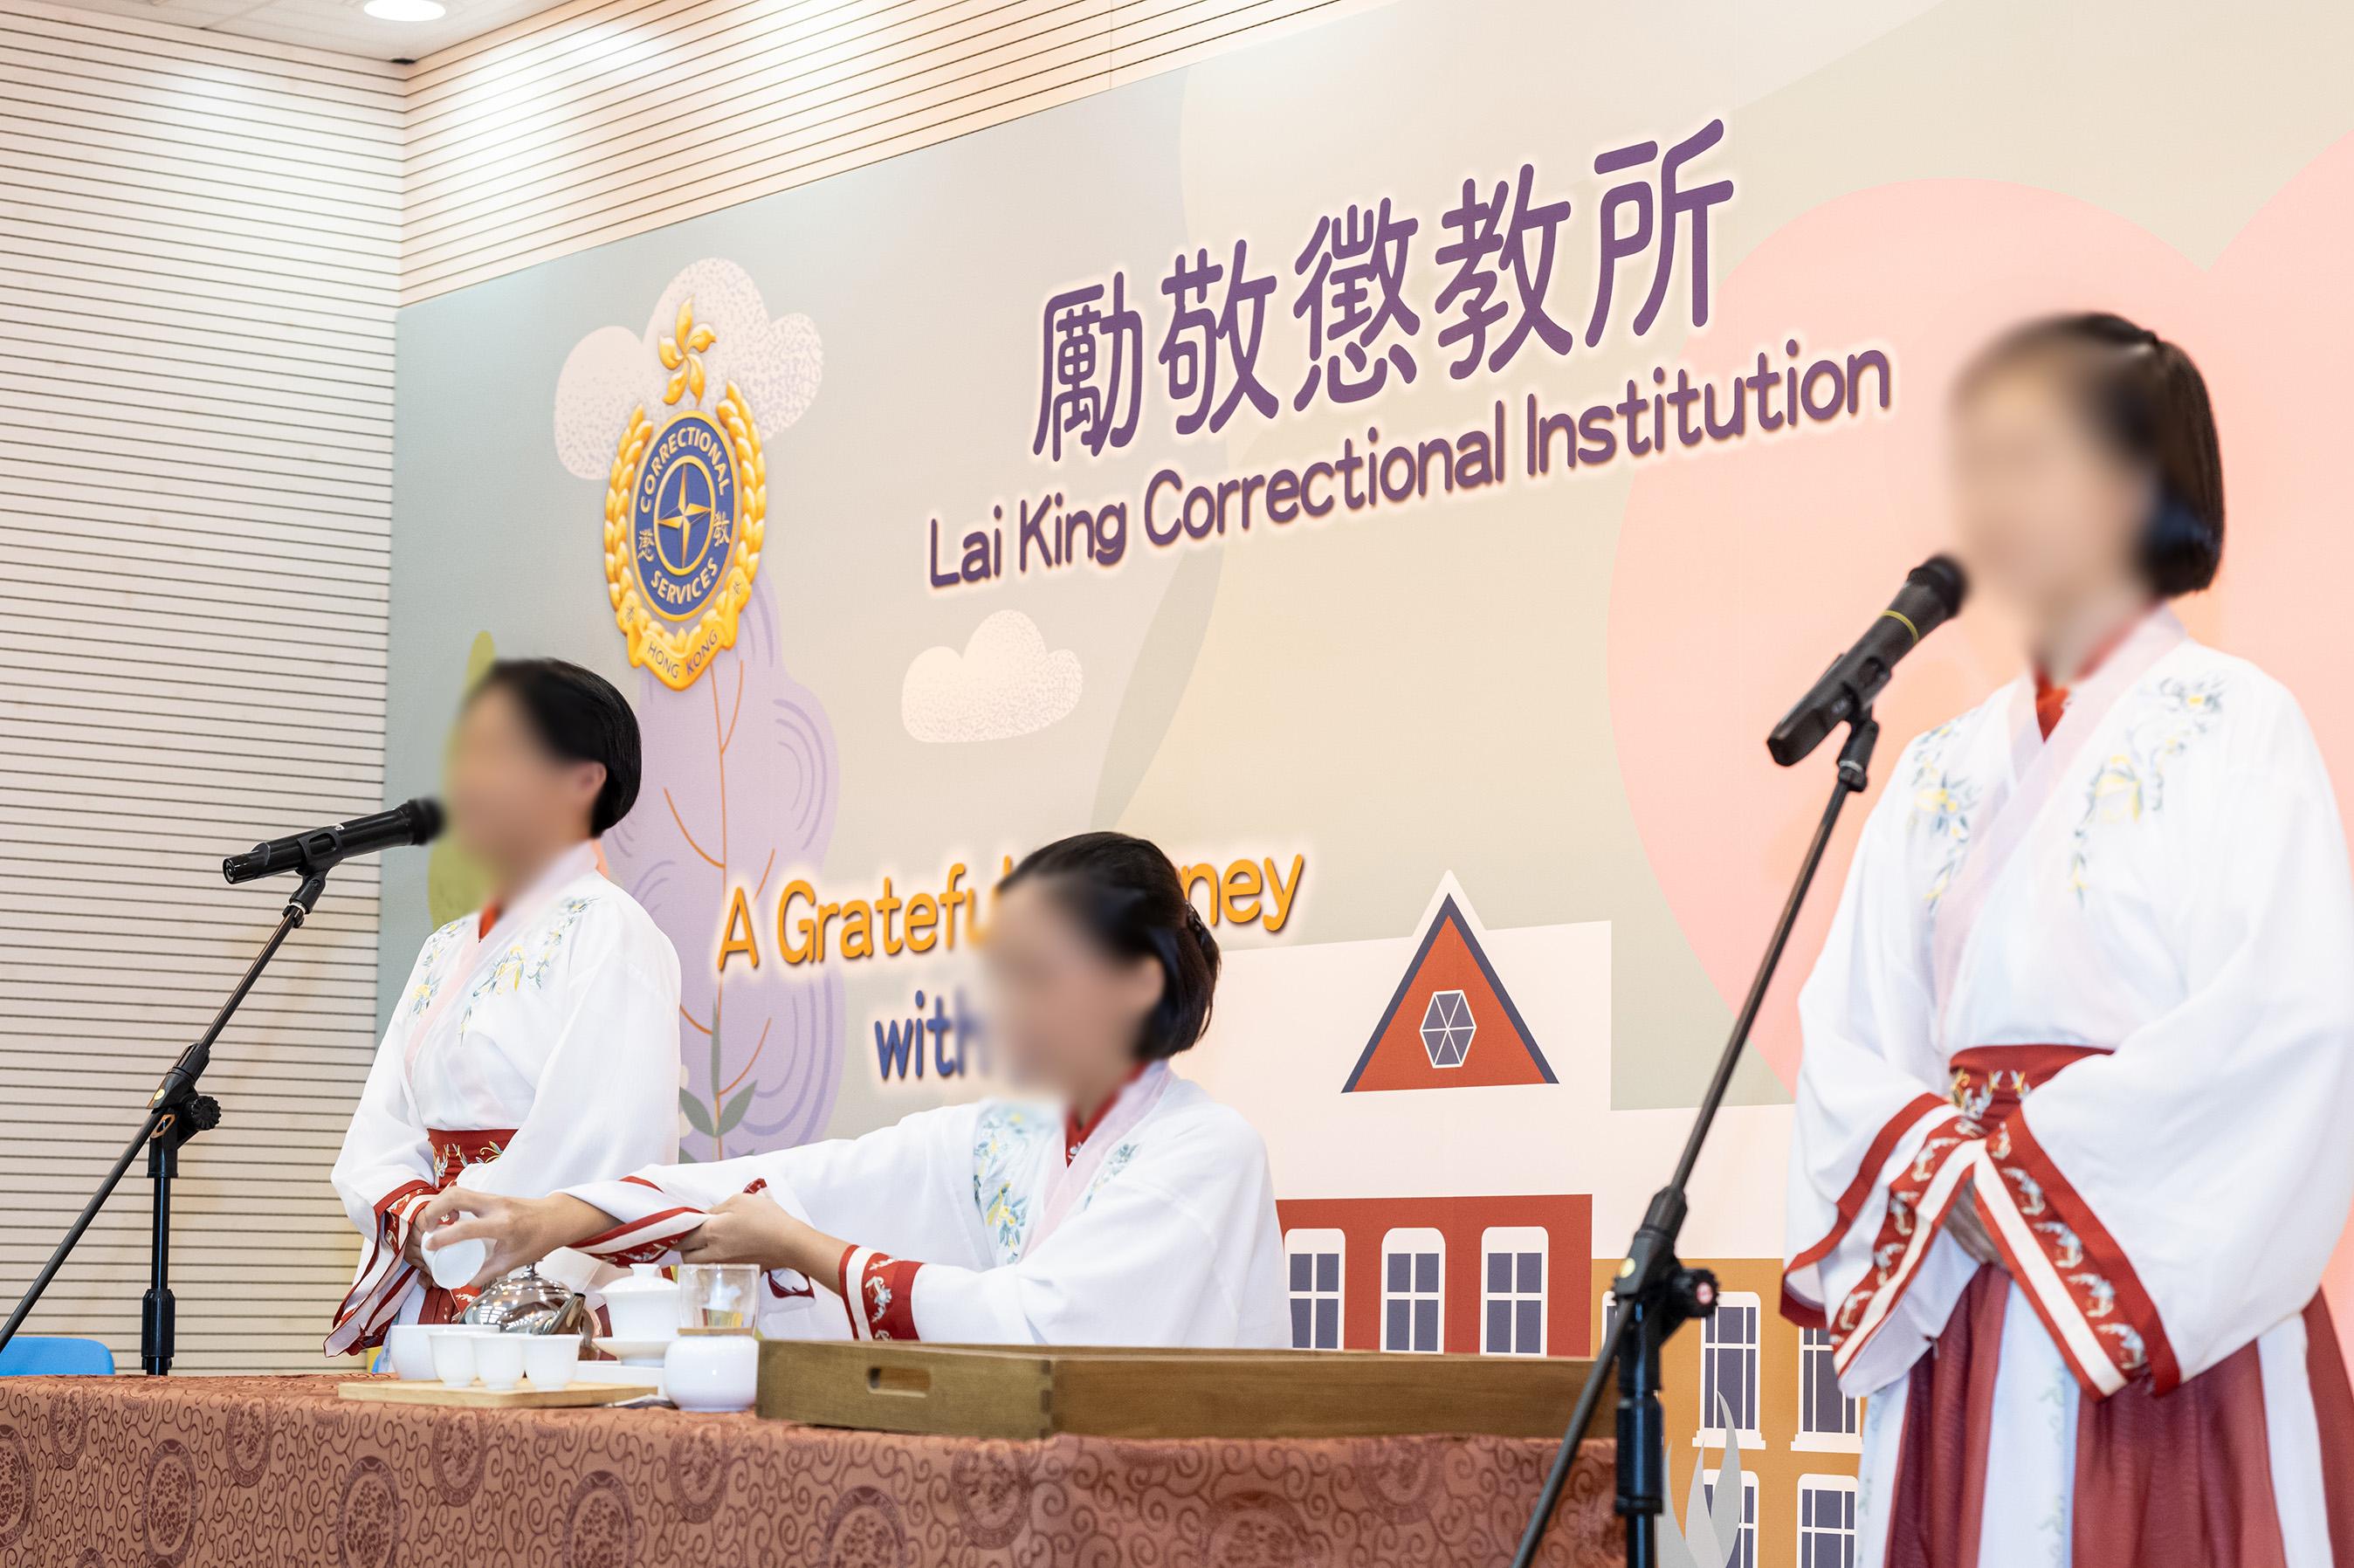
[141,1093,221,1376]
[1609,1190,1722,1567]
[1511,712,1879,1567]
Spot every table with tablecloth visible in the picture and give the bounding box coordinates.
[0,1374,1619,1566]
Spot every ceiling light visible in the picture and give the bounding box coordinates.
[363,0,445,19]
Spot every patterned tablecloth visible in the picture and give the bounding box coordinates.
[0,1375,1619,1566]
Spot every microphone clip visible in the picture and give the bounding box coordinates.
[285,870,329,923]
[1835,710,1881,794]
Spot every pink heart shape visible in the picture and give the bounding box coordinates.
[1608,134,2354,1346]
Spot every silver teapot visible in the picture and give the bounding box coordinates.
[462,1265,594,1341]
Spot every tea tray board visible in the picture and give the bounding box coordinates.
[339,1379,661,1410]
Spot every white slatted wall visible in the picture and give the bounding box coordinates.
[401,0,1390,301]
[0,0,1366,1372]
[0,0,401,1372]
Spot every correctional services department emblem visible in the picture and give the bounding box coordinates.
[555,258,823,692]
[602,298,765,690]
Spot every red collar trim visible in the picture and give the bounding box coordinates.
[2032,610,2149,740]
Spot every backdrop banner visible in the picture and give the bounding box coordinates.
[384,3,2354,1560]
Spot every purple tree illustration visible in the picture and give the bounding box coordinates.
[604,580,843,1159]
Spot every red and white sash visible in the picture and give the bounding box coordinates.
[323,1126,515,1356]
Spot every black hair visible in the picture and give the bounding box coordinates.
[469,658,643,836]
[1958,311,2225,596]
[999,831,1221,1062]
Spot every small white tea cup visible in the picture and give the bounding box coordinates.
[427,1234,488,1292]
[428,1328,478,1388]
[522,1335,580,1391]
[385,1324,436,1381]
[473,1333,525,1392]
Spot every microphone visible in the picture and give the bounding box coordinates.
[1768,555,1967,767]
[223,798,444,884]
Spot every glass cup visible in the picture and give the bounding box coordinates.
[676,1262,761,1336]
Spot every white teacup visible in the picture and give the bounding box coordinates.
[521,1335,580,1391]
[663,1335,758,1413]
[427,1234,488,1292]
[385,1324,436,1381]
[473,1333,525,1392]
[427,1326,484,1388]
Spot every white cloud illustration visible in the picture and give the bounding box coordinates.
[554,257,823,479]
[901,611,1084,744]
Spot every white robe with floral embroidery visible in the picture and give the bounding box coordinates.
[1784,609,2354,1566]
[327,843,682,1353]
[560,1065,1291,1347]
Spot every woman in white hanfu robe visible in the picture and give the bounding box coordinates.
[327,660,681,1355]
[1784,315,2354,1567]
[424,832,1290,1349]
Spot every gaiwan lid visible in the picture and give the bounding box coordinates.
[598,1262,678,1299]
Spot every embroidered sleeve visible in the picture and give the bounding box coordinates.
[567,1175,823,1318]
[1782,1093,1954,1330]
[1820,1111,2168,1400]
[323,1180,438,1357]
[836,1245,924,1341]
[573,1175,713,1266]
[1781,723,1975,1347]
[1821,1112,1979,1370]
[1967,1114,2171,1395]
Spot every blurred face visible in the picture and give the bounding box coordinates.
[446,684,604,883]
[1951,357,2151,625]
[981,880,1163,1096]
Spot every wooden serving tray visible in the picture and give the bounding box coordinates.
[757,1342,1608,1441]
[340,1379,661,1410]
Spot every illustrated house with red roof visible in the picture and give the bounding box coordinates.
[1254,887,1587,1358]
[1187,877,1849,1568]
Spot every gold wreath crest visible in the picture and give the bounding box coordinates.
[601,295,767,691]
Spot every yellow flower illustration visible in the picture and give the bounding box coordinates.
[657,295,719,406]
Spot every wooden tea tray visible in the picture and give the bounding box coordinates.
[339,1379,661,1410]
[758,1341,1607,1441]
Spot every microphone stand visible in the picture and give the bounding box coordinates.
[1511,711,1879,1568]
[0,870,330,1375]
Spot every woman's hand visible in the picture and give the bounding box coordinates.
[1945,1195,2007,1270]
[677,1192,842,1280]
[415,1189,611,1292]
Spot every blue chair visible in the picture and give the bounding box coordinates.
[0,1337,114,1376]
